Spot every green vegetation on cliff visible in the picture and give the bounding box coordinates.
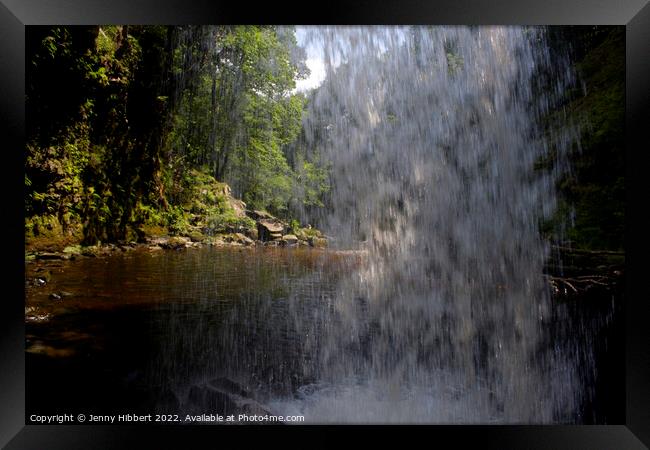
[25,26,329,250]
[542,26,625,252]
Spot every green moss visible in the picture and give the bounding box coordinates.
[205,210,255,234]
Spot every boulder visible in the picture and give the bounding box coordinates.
[257,220,285,242]
[281,234,299,246]
[247,210,275,221]
[186,378,273,419]
[188,231,205,243]
[208,377,250,398]
[309,237,328,248]
[247,228,259,241]
[160,236,191,250]
[187,385,239,416]
[233,233,254,246]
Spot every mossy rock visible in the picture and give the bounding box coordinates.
[302,227,323,239]
[309,237,328,248]
[188,231,206,243]
[63,245,83,255]
[161,236,191,249]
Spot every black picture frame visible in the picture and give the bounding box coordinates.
[1,1,648,448]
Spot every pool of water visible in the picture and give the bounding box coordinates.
[25,246,623,424]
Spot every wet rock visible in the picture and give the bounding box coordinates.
[47,291,72,301]
[37,252,65,260]
[25,311,51,323]
[208,377,251,398]
[185,378,275,419]
[281,234,299,246]
[240,400,274,417]
[187,385,239,416]
[25,342,74,357]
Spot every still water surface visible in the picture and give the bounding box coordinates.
[25,245,621,424]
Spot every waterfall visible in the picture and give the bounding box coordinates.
[274,26,582,423]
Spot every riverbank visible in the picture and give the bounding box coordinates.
[26,173,329,262]
[25,230,327,263]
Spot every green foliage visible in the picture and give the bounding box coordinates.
[299,161,330,208]
[542,27,624,251]
[133,202,164,226]
[206,210,255,234]
[288,218,301,234]
[26,25,172,245]
[163,205,190,235]
[26,25,328,247]
[165,26,322,218]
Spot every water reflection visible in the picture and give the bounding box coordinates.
[26,245,619,424]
